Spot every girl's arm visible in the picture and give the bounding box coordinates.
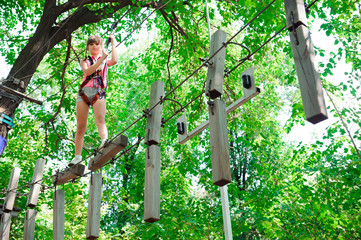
[107,34,118,66]
[80,52,108,76]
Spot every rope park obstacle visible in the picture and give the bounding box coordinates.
[0,0,328,239]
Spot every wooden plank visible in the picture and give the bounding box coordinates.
[0,213,11,240]
[53,164,85,186]
[23,209,36,240]
[3,168,20,213]
[146,81,165,146]
[53,189,64,240]
[208,99,231,186]
[289,25,328,124]
[86,173,102,240]
[179,88,260,144]
[144,145,160,223]
[88,135,128,171]
[206,29,227,99]
[220,186,233,240]
[284,0,308,31]
[27,159,46,208]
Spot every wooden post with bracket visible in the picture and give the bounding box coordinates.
[86,173,102,239]
[53,189,65,240]
[144,81,164,223]
[0,213,11,240]
[208,98,232,186]
[284,0,328,124]
[23,209,37,240]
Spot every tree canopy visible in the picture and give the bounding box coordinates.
[0,0,360,239]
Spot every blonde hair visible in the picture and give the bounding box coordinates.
[84,35,103,60]
[86,35,103,48]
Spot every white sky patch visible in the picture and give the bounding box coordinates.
[0,56,10,79]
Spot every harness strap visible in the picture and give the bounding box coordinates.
[79,56,107,106]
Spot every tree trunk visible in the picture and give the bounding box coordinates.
[0,0,132,139]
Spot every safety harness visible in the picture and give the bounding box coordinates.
[78,56,107,106]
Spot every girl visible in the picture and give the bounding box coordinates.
[69,34,118,166]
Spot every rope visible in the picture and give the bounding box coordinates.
[1,0,313,197]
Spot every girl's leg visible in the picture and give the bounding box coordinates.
[75,101,90,155]
[93,98,108,141]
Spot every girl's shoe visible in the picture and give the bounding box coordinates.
[68,155,82,166]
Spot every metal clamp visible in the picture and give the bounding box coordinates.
[0,88,22,104]
[0,113,15,128]
[290,11,300,45]
[207,100,215,115]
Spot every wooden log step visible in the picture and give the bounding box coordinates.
[53,164,85,186]
[88,135,128,172]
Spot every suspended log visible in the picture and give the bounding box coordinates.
[3,168,20,213]
[53,164,85,186]
[206,29,227,99]
[208,99,232,186]
[27,158,46,208]
[88,135,128,172]
[145,81,165,146]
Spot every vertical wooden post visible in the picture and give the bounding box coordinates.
[206,29,227,99]
[144,145,160,223]
[27,159,46,208]
[146,81,165,145]
[23,209,36,240]
[208,99,232,186]
[3,168,20,213]
[0,213,11,240]
[86,173,102,240]
[144,81,164,223]
[220,186,232,239]
[53,189,64,240]
[284,0,328,124]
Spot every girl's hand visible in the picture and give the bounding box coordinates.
[109,34,116,44]
[102,49,109,58]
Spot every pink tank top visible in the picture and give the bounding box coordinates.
[81,55,108,88]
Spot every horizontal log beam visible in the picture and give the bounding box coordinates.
[179,88,260,144]
[88,135,128,172]
[53,164,85,186]
[0,85,43,105]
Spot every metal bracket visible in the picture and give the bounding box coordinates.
[208,100,215,115]
[0,88,22,104]
[0,113,15,128]
[290,11,300,45]
[227,42,252,61]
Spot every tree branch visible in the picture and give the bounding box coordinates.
[159,9,188,38]
[44,36,71,126]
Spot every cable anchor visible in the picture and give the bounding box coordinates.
[208,100,215,115]
[142,109,151,118]
[224,67,230,78]
[290,11,300,45]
